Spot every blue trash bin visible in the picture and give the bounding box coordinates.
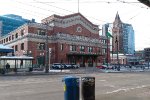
[63,76,80,100]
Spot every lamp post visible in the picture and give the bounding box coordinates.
[115,37,120,71]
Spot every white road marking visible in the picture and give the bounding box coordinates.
[106,85,149,94]
[104,84,115,88]
[98,80,106,82]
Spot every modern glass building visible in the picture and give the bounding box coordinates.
[122,23,135,54]
[0,14,35,36]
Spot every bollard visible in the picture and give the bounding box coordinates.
[63,76,80,100]
[81,77,95,100]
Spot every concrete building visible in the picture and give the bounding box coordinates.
[0,14,35,36]
[0,13,108,67]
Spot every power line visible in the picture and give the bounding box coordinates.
[30,0,139,4]
[14,0,65,15]
[31,0,108,23]
[117,0,149,9]
[32,0,74,13]
[12,0,107,25]
[12,0,149,27]
[13,6,50,17]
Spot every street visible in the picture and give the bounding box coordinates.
[0,71,150,100]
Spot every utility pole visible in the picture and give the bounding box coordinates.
[106,36,109,67]
[45,20,49,73]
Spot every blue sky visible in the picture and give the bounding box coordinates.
[0,0,150,50]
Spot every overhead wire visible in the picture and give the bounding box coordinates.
[31,0,111,23]
[12,0,149,26]
[116,0,149,9]
[32,0,75,13]
[13,0,65,16]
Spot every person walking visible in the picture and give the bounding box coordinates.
[6,63,10,73]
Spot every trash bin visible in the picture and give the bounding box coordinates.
[63,76,80,100]
[81,77,95,100]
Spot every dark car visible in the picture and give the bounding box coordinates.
[64,64,72,69]
[51,63,64,69]
[71,64,80,69]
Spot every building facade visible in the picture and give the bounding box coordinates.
[0,13,108,67]
[0,14,35,36]
[112,12,135,54]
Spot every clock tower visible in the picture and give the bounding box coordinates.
[112,12,123,53]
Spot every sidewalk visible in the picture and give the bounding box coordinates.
[1,67,150,76]
[1,69,86,76]
[100,68,150,73]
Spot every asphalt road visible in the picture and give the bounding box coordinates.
[0,72,150,100]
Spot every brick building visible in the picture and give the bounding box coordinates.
[0,13,108,67]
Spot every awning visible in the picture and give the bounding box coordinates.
[0,44,14,53]
[0,56,34,60]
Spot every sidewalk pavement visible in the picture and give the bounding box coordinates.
[1,67,150,76]
[100,68,150,73]
[1,69,88,76]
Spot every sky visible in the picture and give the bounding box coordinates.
[0,0,150,50]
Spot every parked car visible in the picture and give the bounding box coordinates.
[64,64,72,69]
[71,64,80,69]
[51,63,64,69]
[96,65,113,69]
[96,65,107,69]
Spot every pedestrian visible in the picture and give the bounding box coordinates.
[20,60,23,68]
[6,63,10,73]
